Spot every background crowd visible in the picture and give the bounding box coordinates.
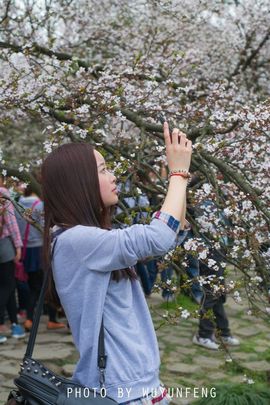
[0,169,240,351]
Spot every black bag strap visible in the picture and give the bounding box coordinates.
[24,234,107,387]
[98,318,107,388]
[24,238,58,358]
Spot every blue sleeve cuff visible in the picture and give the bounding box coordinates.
[152,210,181,234]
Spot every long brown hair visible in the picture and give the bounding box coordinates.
[41,143,136,307]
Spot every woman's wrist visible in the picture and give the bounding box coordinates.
[161,171,188,221]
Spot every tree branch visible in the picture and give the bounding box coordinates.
[199,150,270,223]
[0,165,41,196]
[242,29,270,73]
[0,40,92,71]
[0,0,11,24]
[45,105,269,224]
[0,195,43,233]
[230,28,270,78]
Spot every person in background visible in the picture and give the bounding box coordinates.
[16,184,66,331]
[192,199,240,350]
[116,176,174,300]
[0,176,25,342]
[183,230,203,305]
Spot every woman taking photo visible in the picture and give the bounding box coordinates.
[41,123,192,404]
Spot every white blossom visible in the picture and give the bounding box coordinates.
[180,309,190,319]
[233,291,242,303]
[202,183,212,195]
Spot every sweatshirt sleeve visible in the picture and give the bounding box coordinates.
[0,188,23,248]
[6,203,23,248]
[68,218,178,272]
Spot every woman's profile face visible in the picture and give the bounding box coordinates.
[94,150,118,208]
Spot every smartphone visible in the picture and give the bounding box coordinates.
[157,114,172,141]
[157,113,167,126]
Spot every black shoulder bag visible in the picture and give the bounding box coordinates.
[6,237,118,405]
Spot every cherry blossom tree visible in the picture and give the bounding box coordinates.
[0,0,269,318]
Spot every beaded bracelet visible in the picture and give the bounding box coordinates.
[168,169,191,181]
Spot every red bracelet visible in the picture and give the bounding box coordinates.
[169,173,190,180]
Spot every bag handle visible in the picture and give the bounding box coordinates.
[0,213,5,238]
[0,191,7,238]
[24,233,107,388]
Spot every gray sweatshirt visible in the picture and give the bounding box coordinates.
[52,218,186,402]
[16,196,43,247]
